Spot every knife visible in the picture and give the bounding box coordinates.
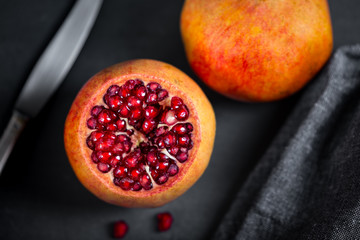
[0,0,103,175]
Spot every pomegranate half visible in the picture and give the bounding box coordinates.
[64,59,216,207]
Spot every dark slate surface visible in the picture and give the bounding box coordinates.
[0,0,359,239]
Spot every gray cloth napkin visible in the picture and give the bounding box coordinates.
[213,44,360,240]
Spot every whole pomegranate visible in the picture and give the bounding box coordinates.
[180,0,333,101]
[64,59,216,207]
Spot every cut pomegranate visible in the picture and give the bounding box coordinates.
[64,59,216,208]
[113,220,128,238]
[157,212,173,231]
[84,79,195,192]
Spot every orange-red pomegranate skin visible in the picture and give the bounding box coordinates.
[180,0,333,101]
[64,59,216,208]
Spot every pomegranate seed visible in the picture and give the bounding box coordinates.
[132,182,142,191]
[116,177,134,191]
[158,153,169,161]
[91,151,99,163]
[123,141,132,153]
[155,137,165,149]
[176,151,188,163]
[126,129,134,136]
[117,135,130,142]
[144,105,160,119]
[157,212,173,231]
[163,132,176,147]
[125,79,139,90]
[116,119,126,131]
[147,150,158,167]
[107,85,120,96]
[113,220,128,238]
[127,96,142,109]
[86,136,95,150]
[113,166,128,178]
[89,131,105,142]
[108,95,123,111]
[171,97,183,109]
[134,85,147,100]
[139,174,153,190]
[142,119,157,134]
[157,89,168,101]
[109,155,121,167]
[147,82,161,92]
[118,105,131,118]
[118,86,130,98]
[178,134,190,147]
[96,151,112,163]
[167,146,179,156]
[129,168,142,181]
[172,123,193,134]
[87,117,99,129]
[97,162,111,173]
[130,108,143,120]
[112,142,125,154]
[167,162,179,176]
[175,105,189,121]
[156,174,169,185]
[124,154,139,168]
[91,105,104,117]
[98,109,117,124]
[150,169,160,180]
[95,137,115,151]
[155,126,168,136]
[106,123,118,131]
[146,92,158,104]
[156,160,169,172]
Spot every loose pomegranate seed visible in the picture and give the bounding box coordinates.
[86,79,194,191]
[113,220,128,238]
[157,212,173,231]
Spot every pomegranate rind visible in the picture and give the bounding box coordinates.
[64,59,216,208]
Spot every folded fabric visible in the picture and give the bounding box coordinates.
[213,45,360,240]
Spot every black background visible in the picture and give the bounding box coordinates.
[0,1,359,239]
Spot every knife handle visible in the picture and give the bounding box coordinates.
[0,110,29,175]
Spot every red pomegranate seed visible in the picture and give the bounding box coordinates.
[146,92,158,104]
[106,123,118,131]
[129,168,142,181]
[172,123,193,134]
[97,162,111,173]
[176,151,188,163]
[118,86,130,98]
[124,154,139,168]
[156,160,169,172]
[163,132,176,147]
[171,97,183,109]
[155,126,168,136]
[91,151,99,163]
[107,85,120,96]
[139,174,153,190]
[95,137,115,151]
[109,155,121,167]
[126,129,134,136]
[96,151,112,163]
[147,82,161,92]
[113,166,128,178]
[113,220,128,239]
[167,146,179,156]
[134,85,147,100]
[144,105,160,119]
[167,162,179,176]
[158,153,169,161]
[91,105,104,117]
[119,105,131,118]
[108,95,123,111]
[157,212,173,232]
[87,117,99,129]
[98,109,117,124]
[130,108,143,120]
[155,137,165,149]
[117,177,134,191]
[178,134,190,147]
[175,105,189,121]
[116,119,126,131]
[142,119,157,134]
[125,79,140,90]
[156,174,169,185]
[127,96,142,109]
[162,109,177,126]
[157,89,168,101]
[146,150,158,167]
[132,181,142,191]
[150,169,160,181]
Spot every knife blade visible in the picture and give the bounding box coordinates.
[0,0,103,175]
